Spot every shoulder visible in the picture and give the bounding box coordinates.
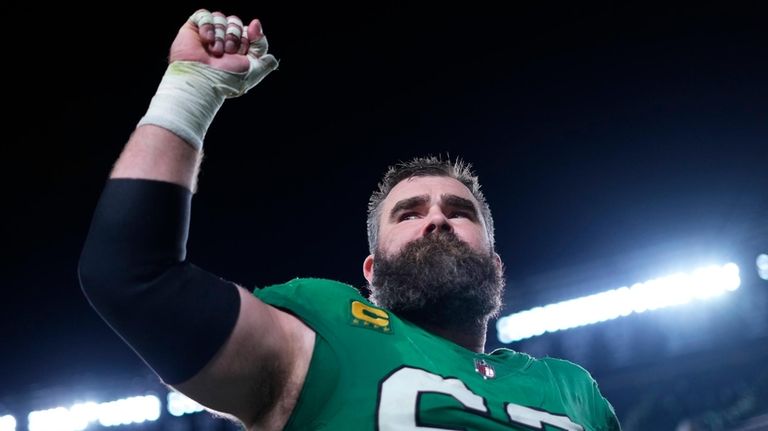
[490,348,596,390]
[252,278,370,333]
[254,278,363,303]
[258,277,360,291]
[539,356,596,384]
[539,357,620,429]
[537,356,604,399]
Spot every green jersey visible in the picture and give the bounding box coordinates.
[254,278,620,431]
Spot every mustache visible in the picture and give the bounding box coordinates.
[383,231,490,261]
[370,230,504,326]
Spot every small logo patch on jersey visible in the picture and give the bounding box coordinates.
[350,300,392,334]
[474,359,496,379]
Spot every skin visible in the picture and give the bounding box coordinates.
[110,9,500,430]
[363,176,502,352]
[112,11,314,430]
[365,176,494,263]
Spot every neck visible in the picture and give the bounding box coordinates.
[416,319,488,353]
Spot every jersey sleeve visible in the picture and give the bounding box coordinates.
[252,277,366,331]
[542,357,622,431]
[253,277,416,431]
[591,379,621,431]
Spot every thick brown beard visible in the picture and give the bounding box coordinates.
[369,232,504,329]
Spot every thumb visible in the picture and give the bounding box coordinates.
[244,54,279,92]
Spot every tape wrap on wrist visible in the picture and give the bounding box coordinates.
[137,61,247,151]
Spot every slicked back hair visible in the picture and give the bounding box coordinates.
[366,156,495,254]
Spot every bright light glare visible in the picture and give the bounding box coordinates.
[167,391,204,417]
[28,395,160,431]
[69,402,98,430]
[497,262,740,343]
[0,415,16,431]
[757,254,768,281]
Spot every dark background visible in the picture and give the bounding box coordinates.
[3,3,767,430]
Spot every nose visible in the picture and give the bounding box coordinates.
[422,209,453,236]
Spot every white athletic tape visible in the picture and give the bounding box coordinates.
[139,12,278,150]
[138,62,242,150]
[212,14,227,27]
[227,15,243,28]
[138,56,277,150]
[248,34,268,58]
[226,25,242,39]
[213,14,227,40]
[190,9,213,26]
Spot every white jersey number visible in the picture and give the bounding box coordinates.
[378,367,584,431]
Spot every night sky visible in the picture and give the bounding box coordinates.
[3,2,767,420]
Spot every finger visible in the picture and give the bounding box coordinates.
[245,53,279,91]
[247,19,269,58]
[238,26,249,55]
[256,53,279,72]
[211,12,227,56]
[225,15,243,55]
[189,9,215,43]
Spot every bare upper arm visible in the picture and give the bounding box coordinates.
[108,127,316,426]
[172,286,315,428]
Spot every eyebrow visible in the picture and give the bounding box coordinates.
[441,194,479,219]
[388,193,479,222]
[389,195,430,222]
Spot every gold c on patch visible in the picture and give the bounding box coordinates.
[350,300,393,334]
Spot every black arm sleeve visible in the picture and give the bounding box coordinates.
[78,179,241,384]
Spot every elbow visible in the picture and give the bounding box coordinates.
[78,230,177,313]
[78,237,133,312]
[78,243,122,305]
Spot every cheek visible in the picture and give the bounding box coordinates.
[456,224,491,250]
[379,224,418,254]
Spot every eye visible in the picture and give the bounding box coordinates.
[449,211,471,219]
[399,212,420,222]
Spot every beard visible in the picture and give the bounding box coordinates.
[369,232,505,330]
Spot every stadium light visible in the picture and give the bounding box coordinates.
[167,391,205,417]
[497,262,741,343]
[757,254,768,281]
[27,395,160,431]
[0,415,16,431]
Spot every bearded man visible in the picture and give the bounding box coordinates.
[79,8,620,431]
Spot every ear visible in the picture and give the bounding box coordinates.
[494,252,503,272]
[363,254,375,284]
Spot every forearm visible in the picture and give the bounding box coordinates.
[110,58,240,191]
[79,8,278,386]
[83,91,229,382]
[111,124,202,191]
